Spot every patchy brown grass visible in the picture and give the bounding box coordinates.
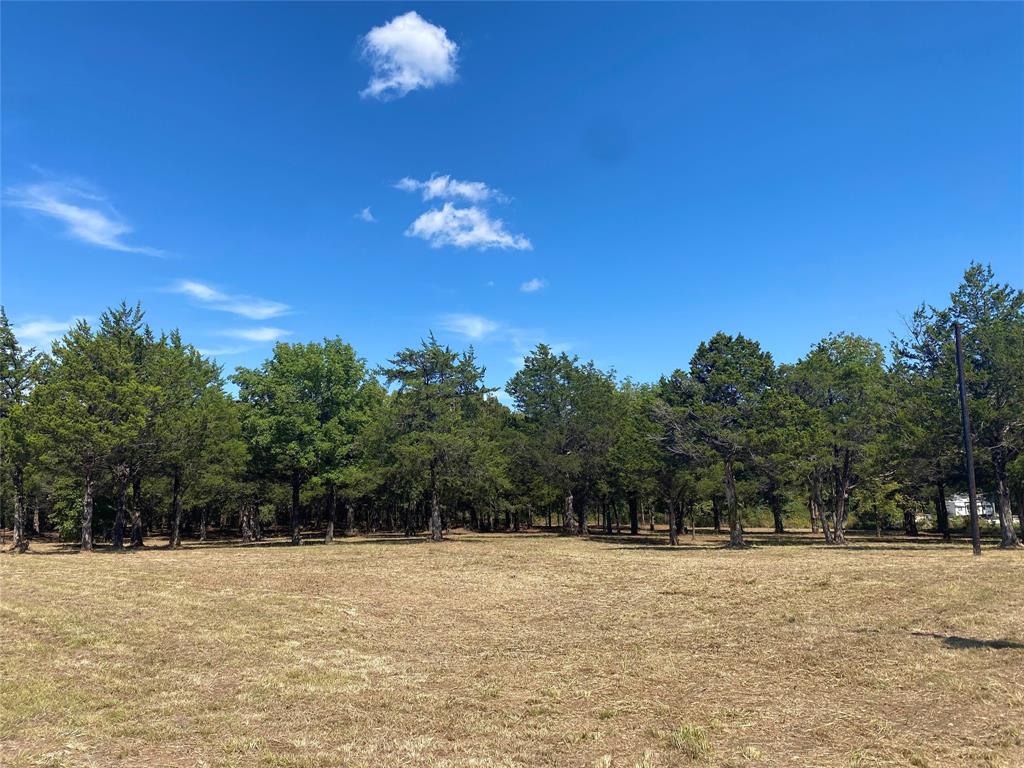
[2,529,1022,768]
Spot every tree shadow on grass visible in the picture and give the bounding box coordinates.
[586,528,1006,553]
[185,533,433,550]
[911,631,1024,651]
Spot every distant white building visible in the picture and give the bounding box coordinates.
[946,492,996,520]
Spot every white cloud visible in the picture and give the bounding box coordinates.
[407,203,531,250]
[12,316,85,350]
[520,278,546,293]
[196,345,250,357]
[396,174,503,204]
[439,313,500,340]
[360,11,458,100]
[357,207,377,223]
[5,180,161,256]
[219,327,292,342]
[172,279,289,320]
[490,389,515,407]
[506,334,572,370]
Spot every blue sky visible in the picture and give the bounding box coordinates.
[3,2,1021,394]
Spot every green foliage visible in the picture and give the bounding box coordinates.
[3,262,1021,548]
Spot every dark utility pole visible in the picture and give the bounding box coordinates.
[953,322,982,556]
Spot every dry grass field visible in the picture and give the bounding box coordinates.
[2,530,1023,768]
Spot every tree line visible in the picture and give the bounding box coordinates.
[2,263,1022,553]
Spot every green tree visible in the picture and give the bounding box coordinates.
[95,304,155,550]
[943,265,1022,547]
[749,385,810,534]
[507,345,619,535]
[790,334,890,545]
[376,336,492,541]
[673,332,774,548]
[609,381,661,535]
[234,338,376,545]
[151,332,237,546]
[1,308,41,552]
[32,306,152,550]
[892,264,1023,547]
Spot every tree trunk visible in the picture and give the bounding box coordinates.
[240,504,254,542]
[430,481,443,542]
[992,447,1019,548]
[170,468,183,548]
[81,474,94,551]
[830,449,851,545]
[11,466,28,553]
[603,500,612,535]
[819,507,834,544]
[112,467,128,550]
[811,478,831,543]
[723,457,744,548]
[1016,488,1024,545]
[344,500,354,536]
[935,479,950,541]
[668,500,678,546]
[712,497,722,533]
[199,507,208,542]
[325,485,336,544]
[628,495,639,535]
[903,508,918,536]
[562,493,578,535]
[130,475,144,547]
[674,499,685,538]
[771,493,784,534]
[290,470,302,545]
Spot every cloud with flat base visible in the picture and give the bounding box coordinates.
[407,203,531,251]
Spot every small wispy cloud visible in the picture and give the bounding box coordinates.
[396,174,504,204]
[12,315,86,351]
[439,313,500,340]
[219,327,292,342]
[172,279,289,320]
[434,313,573,371]
[196,345,251,357]
[356,207,377,223]
[5,179,161,256]
[520,278,546,293]
[360,11,458,100]
[407,203,531,250]
[506,332,572,370]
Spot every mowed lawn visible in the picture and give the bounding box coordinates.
[2,531,1022,768]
